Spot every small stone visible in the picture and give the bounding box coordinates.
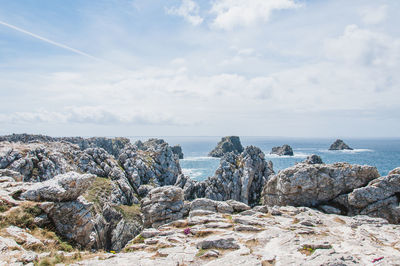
[196,236,240,250]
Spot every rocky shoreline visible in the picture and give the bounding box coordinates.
[0,134,399,265]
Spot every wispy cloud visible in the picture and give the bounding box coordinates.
[210,0,301,30]
[0,20,100,61]
[166,0,203,26]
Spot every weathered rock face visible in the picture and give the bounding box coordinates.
[0,133,131,158]
[119,139,182,188]
[208,136,244,158]
[332,173,400,223]
[171,145,184,159]
[0,141,138,206]
[270,144,293,156]
[262,162,379,207]
[21,172,95,202]
[329,139,353,150]
[177,146,274,206]
[303,154,323,164]
[141,186,185,228]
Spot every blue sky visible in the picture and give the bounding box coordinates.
[0,0,399,137]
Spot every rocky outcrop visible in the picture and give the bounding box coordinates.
[303,154,323,164]
[332,173,400,223]
[208,136,244,158]
[119,139,182,188]
[111,206,400,265]
[0,133,131,158]
[21,172,95,202]
[141,186,185,228]
[270,144,293,156]
[177,146,274,206]
[329,139,353,150]
[262,162,379,207]
[171,145,184,159]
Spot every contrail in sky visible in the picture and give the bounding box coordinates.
[0,20,100,61]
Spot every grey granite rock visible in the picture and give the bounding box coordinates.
[329,139,353,150]
[171,145,184,159]
[208,136,244,158]
[141,186,185,228]
[270,144,293,156]
[303,154,323,164]
[176,146,274,206]
[262,162,379,207]
[21,172,95,202]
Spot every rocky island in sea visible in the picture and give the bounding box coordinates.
[329,139,353,150]
[0,134,400,265]
[270,144,294,156]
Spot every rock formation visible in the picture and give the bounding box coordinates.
[270,144,294,156]
[171,145,184,159]
[141,186,185,228]
[176,146,274,206]
[262,162,379,207]
[332,173,400,223]
[208,136,244,158]
[303,154,323,164]
[329,139,353,150]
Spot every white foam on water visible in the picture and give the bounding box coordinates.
[180,156,220,162]
[264,152,309,159]
[319,149,374,154]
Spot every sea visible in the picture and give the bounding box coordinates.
[128,137,400,181]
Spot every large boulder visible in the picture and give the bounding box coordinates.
[141,186,185,228]
[21,172,95,202]
[262,162,379,207]
[329,139,353,150]
[332,173,400,223]
[270,144,294,156]
[208,136,244,158]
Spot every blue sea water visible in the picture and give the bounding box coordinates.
[128,137,400,181]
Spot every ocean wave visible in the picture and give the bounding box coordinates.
[264,152,309,159]
[182,168,205,180]
[181,156,220,162]
[319,149,374,153]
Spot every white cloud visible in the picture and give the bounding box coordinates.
[166,0,203,26]
[360,5,387,25]
[324,25,400,67]
[210,0,301,30]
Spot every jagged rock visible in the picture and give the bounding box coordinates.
[0,133,131,158]
[333,174,400,223]
[329,139,353,150]
[119,139,181,187]
[208,136,244,158]
[40,197,97,248]
[303,154,323,164]
[21,172,95,202]
[141,186,185,228]
[262,162,379,207]
[389,167,400,175]
[171,145,184,159]
[226,200,251,212]
[177,147,274,206]
[110,219,143,251]
[270,144,293,156]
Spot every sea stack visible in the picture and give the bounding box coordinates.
[270,144,293,156]
[329,139,353,150]
[208,136,244,158]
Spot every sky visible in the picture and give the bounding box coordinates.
[0,0,399,138]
